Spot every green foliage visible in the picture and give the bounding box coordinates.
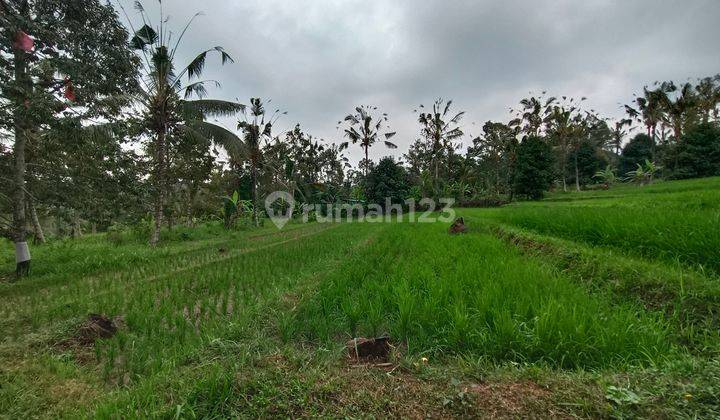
[593,165,617,186]
[513,136,555,199]
[626,159,661,185]
[568,139,610,187]
[620,134,654,175]
[364,157,409,210]
[673,122,720,179]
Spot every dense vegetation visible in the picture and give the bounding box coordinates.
[2,2,720,274]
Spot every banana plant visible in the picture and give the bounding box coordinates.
[593,165,618,188]
[221,191,252,228]
[625,160,661,186]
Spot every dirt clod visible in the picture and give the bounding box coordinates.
[448,217,468,235]
[65,314,124,347]
[346,336,391,361]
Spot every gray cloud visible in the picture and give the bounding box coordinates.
[117,0,720,163]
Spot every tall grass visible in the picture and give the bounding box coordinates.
[293,223,672,369]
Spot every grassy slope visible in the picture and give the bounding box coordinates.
[1,178,719,418]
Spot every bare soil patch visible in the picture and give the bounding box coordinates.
[55,314,125,362]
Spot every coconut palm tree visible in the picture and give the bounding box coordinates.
[544,100,579,192]
[625,86,665,156]
[339,106,397,176]
[125,2,245,245]
[236,98,284,227]
[610,118,633,156]
[695,75,720,123]
[415,98,465,195]
[656,81,697,140]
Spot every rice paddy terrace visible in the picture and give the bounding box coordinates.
[1,177,719,418]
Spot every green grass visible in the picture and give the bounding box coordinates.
[477,176,720,274]
[292,222,672,369]
[1,177,720,418]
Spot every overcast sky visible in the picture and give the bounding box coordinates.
[116,0,720,164]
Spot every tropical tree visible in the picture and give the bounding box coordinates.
[695,75,720,123]
[544,98,580,191]
[340,105,396,176]
[657,81,697,140]
[609,118,633,156]
[126,2,244,244]
[236,98,284,226]
[625,86,665,156]
[466,121,519,197]
[364,156,409,212]
[415,98,465,196]
[0,0,139,275]
[673,123,720,179]
[510,95,549,137]
[513,136,555,200]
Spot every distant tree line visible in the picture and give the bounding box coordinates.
[1,1,719,277]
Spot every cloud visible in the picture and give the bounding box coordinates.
[117,0,720,163]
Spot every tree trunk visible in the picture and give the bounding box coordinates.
[186,188,194,227]
[364,145,370,177]
[251,159,259,227]
[150,130,166,246]
[561,154,567,192]
[72,213,82,239]
[560,137,568,192]
[574,153,581,192]
[12,39,31,277]
[673,123,682,142]
[650,125,657,160]
[28,200,45,244]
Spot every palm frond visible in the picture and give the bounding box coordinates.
[214,46,234,64]
[186,51,207,80]
[131,24,158,50]
[185,121,244,157]
[183,99,245,118]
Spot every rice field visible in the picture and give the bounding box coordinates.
[1,178,719,418]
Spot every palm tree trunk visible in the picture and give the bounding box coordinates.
[28,200,45,244]
[364,145,369,177]
[12,42,31,277]
[251,160,259,227]
[650,125,657,159]
[150,130,166,246]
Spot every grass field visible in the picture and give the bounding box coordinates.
[1,178,720,418]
